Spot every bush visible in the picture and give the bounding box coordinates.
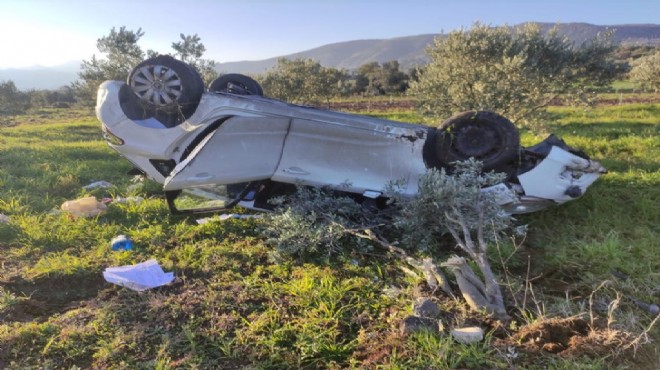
[0,80,30,114]
[629,49,660,92]
[409,23,620,129]
[259,58,346,105]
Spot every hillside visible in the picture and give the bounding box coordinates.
[216,22,660,74]
[216,34,438,75]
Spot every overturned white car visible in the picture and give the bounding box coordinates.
[96,55,606,214]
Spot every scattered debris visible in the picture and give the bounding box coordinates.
[629,297,660,315]
[196,213,262,224]
[103,259,174,291]
[610,271,659,314]
[126,175,146,192]
[83,180,113,190]
[61,196,107,218]
[113,196,144,204]
[450,326,484,344]
[126,183,144,192]
[110,235,133,251]
[0,213,9,223]
[505,345,519,359]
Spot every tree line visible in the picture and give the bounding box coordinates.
[1,24,659,121]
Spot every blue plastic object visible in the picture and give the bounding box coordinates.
[111,235,133,251]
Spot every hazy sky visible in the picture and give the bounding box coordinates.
[1,0,658,68]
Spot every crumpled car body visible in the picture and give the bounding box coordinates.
[96,56,606,215]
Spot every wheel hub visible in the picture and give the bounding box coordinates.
[453,124,499,158]
[130,65,183,107]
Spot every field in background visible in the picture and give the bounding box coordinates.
[0,101,658,368]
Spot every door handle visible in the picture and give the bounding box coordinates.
[189,173,214,181]
[282,167,310,176]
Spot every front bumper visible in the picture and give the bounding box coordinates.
[518,145,606,204]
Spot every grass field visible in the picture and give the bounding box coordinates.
[0,102,658,369]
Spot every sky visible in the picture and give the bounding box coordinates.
[0,0,658,69]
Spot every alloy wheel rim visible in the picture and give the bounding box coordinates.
[130,65,182,106]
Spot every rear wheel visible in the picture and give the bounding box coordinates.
[128,55,204,118]
[208,74,263,96]
[435,111,520,173]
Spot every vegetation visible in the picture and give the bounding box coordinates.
[0,80,31,114]
[629,49,660,92]
[354,61,409,96]
[409,23,623,129]
[264,161,515,319]
[2,25,654,114]
[393,161,514,319]
[259,58,347,104]
[0,22,658,368]
[170,33,218,85]
[0,100,658,368]
[72,26,218,105]
[72,26,146,105]
[256,58,413,104]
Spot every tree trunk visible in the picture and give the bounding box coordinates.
[474,252,509,320]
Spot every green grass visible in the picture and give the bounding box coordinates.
[0,105,658,368]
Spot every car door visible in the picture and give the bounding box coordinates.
[163,116,291,190]
[272,118,428,195]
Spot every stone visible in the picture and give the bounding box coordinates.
[412,297,441,318]
[450,326,484,344]
[400,315,442,335]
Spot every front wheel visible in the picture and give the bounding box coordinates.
[434,111,520,173]
[208,74,263,96]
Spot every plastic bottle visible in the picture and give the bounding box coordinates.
[111,235,133,251]
[61,196,106,217]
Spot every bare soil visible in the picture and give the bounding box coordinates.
[1,274,106,322]
[494,316,634,359]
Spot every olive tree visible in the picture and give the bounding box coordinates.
[172,33,218,85]
[409,23,620,129]
[259,58,346,105]
[74,27,218,105]
[629,49,660,92]
[73,26,146,105]
[0,80,31,114]
[355,61,409,95]
[392,160,513,319]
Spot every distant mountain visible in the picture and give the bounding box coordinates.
[0,61,80,90]
[216,22,660,75]
[533,22,660,45]
[216,34,438,75]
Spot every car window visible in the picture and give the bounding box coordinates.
[170,183,251,212]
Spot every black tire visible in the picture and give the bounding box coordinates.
[435,111,520,173]
[208,74,263,96]
[128,55,204,114]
